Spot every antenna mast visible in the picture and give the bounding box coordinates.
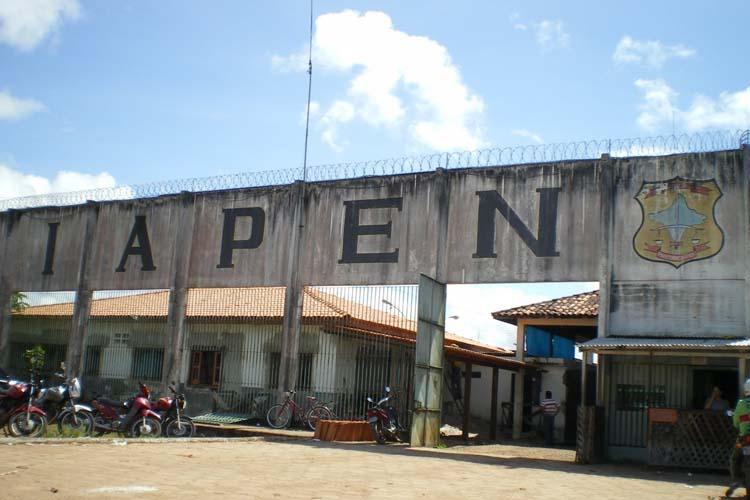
[302,0,314,182]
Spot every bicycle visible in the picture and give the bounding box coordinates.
[266,391,333,431]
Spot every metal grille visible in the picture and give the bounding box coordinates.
[6,291,75,379]
[81,290,169,401]
[295,285,418,426]
[0,129,746,211]
[181,287,284,419]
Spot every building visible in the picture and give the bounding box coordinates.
[8,287,523,424]
[487,291,598,444]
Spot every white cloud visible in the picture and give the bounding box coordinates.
[0,0,80,51]
[511,129,544,144]
[0,164,116,200]
[0,90,45,120]
[513,23,528,31]
[635,79,750,132]
[613,36,694,68]
[534,20,569,49]
[273,9,485,152]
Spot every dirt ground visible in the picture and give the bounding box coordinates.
[0,438,734,499]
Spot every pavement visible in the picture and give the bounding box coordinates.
[0,437,734,499]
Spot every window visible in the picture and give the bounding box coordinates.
[113,333,130,346]
[615,384,666,411]
[189,350,222,387]
[131,348,164,381]
[83,346,101,376]
[296,353,314,391]
[9,342,67,376]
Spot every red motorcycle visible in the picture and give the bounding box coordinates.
[91,382,162,437]
[0,375,47,437]
[366,386,406,444]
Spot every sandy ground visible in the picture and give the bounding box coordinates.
[0,438,734,499]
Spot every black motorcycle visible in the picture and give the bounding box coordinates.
[366,386,407,444]
[34,370,94,436]
[152,385,195,437]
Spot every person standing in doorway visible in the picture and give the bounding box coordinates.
[538,391,560,446]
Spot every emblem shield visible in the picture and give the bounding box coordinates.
[633,177,724,268]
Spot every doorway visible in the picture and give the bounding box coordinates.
[692,369,738,409]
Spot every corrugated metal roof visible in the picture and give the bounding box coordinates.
[579,337,750,351]
[192,413,254,424]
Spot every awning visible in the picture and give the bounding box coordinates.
[579,337,750,352]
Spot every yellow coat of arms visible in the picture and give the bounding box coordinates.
[633,177,724,268]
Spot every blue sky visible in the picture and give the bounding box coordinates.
[1,0,748,196]
[1,1,745,347]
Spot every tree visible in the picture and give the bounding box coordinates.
[10,292,29,312]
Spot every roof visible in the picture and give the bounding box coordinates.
[14,287,513,356]
[492,290,599,325]
[579,337,750,352]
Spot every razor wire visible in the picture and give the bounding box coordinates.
[1,129,747,211]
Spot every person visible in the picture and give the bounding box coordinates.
[536,390,560,446]
[705,386,730,412]
[727,379,750,497]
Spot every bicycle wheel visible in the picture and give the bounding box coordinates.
[266,404,292,429]
[306,406,332,431]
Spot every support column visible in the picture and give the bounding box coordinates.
[512,322,526,440]
[0,286,13,369]
[279,180,307,393]
[490,367,499,440]
[581,351,589,407]
[66,202,99,378]
[739,357,748,395]
[410,168,450,447]
[163,192,196,389]
[462,362,472,441]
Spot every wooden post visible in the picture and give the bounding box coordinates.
[581,350,589,407]
[462,361,472,441]
[490,366,499,440]
[0,286,13,369]
[512,322,525,440]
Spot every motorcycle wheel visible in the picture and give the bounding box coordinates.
[8,412,47,438]
[130,416,162,438]
[306,406,332,431]
[57,410,94,437]
[266,404,292,429]
[165,417,195,438]
[369,421,387,444]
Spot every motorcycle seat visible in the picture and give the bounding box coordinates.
[96,397,125,408]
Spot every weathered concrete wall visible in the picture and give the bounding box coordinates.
[0,149,746,340]
[607,150,746,337]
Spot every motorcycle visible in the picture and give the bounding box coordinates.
[152,384,194,437]
[34,369,94,436]
[91,382,162,438]
[1,373,47,437]
[366,386,406,444]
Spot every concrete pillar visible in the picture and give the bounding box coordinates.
[512,368,525,439]
[462,362,472,441]
[410,168,450,448]
[279,181,307,393]
[0,286,13,369]
[739,357,748,395]
[490,367,499,440]
[163,193,196,389]
[65,202,99,378]
[512,323,525,440]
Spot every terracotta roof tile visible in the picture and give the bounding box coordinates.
[491,290,599,325]
[14,287,511,355]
